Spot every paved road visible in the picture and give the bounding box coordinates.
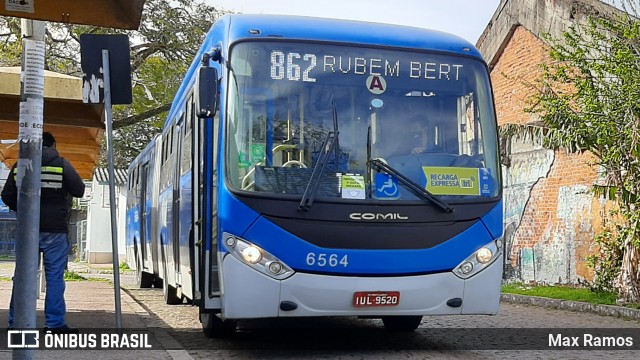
[4,260,638,359]
[122,285,640,360]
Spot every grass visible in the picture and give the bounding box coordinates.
[63,270,86,281]
[102,262,132,272]
[0,272,106,283]
[501,283,640,308]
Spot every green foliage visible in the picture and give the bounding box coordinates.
[0,40,21,66]
[502,283,620,306]
[527,1,640,302]
[102,56,186,167]
[586,220,624,294]
[528,12,640,204]
[0,17,20,66]
[64,270,87,281]
[119,262,130,270]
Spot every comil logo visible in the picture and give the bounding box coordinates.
[349,212,409,221]
[7,330,39,348]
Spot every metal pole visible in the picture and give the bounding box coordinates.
[13,19,45,360]
[102,49,123,329]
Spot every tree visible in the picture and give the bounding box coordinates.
[0,0,229,166]
[528,0,640,302]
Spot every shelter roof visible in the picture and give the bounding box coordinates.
[93,167,128,185]
[0,67,104,180]
[0,1,146,30]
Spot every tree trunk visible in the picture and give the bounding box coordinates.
[616,228,640,304]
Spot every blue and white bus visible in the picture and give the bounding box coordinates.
[125,14,503,337]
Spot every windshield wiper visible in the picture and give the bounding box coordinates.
[298,131,338,211]
[368,158,454,213]
[299,100,340,211]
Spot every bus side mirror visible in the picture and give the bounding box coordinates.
[196,66,218,118]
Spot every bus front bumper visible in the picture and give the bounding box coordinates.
[219,253,502,319]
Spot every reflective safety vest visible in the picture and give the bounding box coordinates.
[12,165,64,189]
[41,166,64,189]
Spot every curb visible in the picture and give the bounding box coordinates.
[501,293,640,321]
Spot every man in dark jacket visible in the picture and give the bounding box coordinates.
[1,132,85,332]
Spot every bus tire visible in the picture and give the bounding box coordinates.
[381,316,422,332]
[136,258,154,288]
[201,313,236,338]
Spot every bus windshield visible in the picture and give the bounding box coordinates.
[226,41,500,202]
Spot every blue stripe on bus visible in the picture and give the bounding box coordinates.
[218,188,502,275]
[241,215,492,275]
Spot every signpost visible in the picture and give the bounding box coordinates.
[81,34,132,331]
[12,20,45,360]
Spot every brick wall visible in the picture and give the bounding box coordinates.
[494,26,605,283]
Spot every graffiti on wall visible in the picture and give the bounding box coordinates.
[525,185,597,284]
[502,136,554,280]
[502,133,602,284]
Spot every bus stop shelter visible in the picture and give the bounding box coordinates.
[0,66,104,179]
[0,0,146,179]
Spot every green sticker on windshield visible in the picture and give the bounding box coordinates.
[250,144,265,163]
[422,167,480,195]
[238,152,251,168]
[341,174,365,199]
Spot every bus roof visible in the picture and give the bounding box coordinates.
[226,14,483,59]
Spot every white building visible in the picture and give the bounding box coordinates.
[84,167,127,264]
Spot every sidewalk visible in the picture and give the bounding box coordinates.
[0,260,187,359]
[501,293,640,321]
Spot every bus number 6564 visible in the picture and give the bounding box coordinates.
[306,253,348,267]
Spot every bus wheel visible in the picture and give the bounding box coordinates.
[136,258,154,288]
[201,313,236,338]
[381,316,422,332]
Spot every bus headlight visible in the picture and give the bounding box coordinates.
[267,261,283,274]
[223,233,294,280]
[241,246,262,264]
[476,247,493,263]
[453,238,502,279]
[460,262,474,274]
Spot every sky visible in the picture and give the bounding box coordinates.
[206,0,503,44]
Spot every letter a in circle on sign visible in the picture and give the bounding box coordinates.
[366,75,386,95]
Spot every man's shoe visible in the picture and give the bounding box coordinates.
[43,325,78,334]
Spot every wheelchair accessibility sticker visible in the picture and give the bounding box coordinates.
[374,173,400,199]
